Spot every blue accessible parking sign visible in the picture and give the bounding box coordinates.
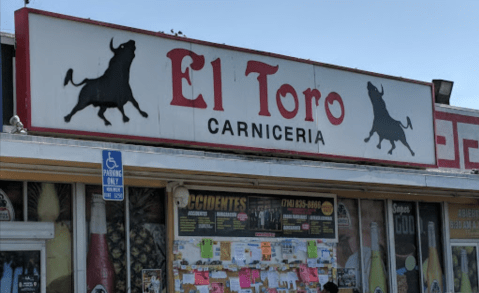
[102,150,124,201]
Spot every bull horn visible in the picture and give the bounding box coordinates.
[380,84,384,96]
[109,38,118,52]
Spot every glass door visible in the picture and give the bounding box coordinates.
[0,242,45,293]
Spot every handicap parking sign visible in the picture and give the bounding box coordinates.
[102,150,124,201]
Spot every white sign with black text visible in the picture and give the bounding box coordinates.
[16,9,437,167]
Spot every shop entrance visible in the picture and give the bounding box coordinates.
[0,241,45,293]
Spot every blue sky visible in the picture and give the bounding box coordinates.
[2,0,479,110]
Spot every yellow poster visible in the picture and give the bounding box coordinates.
[220,241,231,261]
[449,203,479,239]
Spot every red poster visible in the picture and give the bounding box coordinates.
[309,268,319,282]
[194,270,209,285]
[239,268,251,288]
[211,282,224,293]
[299,264,310,283]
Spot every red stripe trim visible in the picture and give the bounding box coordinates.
[14,9,31,128]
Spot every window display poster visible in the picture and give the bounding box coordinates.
[0,188,15,221]
[142,269,161,293]
[177,190,336,239]
[18,275,40,293]
[419,203,444,293]
[452,246,478,293]
[337,199,361,293]
[448,203,479,239]
[86,185,166,293]
[0,181,23,221]
[361,200,388,293]
[337,268,357,288]
[392,201,420,293]
[28,183,73,293]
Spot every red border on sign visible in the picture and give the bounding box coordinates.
[14,9,31,129]
[14,8,438,169]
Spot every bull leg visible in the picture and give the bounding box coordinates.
[401,139,415,156]
[376,137,383,149]
[388,140,396,155]
[117,106,130,122]
[64,101,89,122]
[129,97,148,118]
[97,106,111,126]
[364,128,375,142]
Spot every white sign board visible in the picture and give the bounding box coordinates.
[15,8,437,167]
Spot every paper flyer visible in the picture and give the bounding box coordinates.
[307,241,318,259]
[230,277,241,292]
[142,269,162,293]
[211,282,224,293]
[261,242,272,261]
[201,239,213,259]
[183,273,195,284]
[195,270,210,285]
[220,242,231,261]
[239,268,252,288]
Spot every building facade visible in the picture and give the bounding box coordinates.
[1,8,478,293]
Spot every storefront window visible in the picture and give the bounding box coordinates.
[128,187,166,293]
[0,251,40,293]
[1,181,73,293]
[361,199,388,293]
[0,181,23,221]
[336,198,447,293]
[28,182,73,293]
[86,185,126,293]
[419,203,445,293]
[85,185,166,293]
[452,246,478,293]
[392,201,420,293]
[338,199,361,292]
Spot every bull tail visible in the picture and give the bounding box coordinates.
[400,116,413,130]
[63,69,88,87]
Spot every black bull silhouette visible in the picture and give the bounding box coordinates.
[364,81,415,156]
[64,38,148,126]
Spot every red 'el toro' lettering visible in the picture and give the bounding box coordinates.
[245,61,279,117]
[324,92,345,125]
[167,49,207,108]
